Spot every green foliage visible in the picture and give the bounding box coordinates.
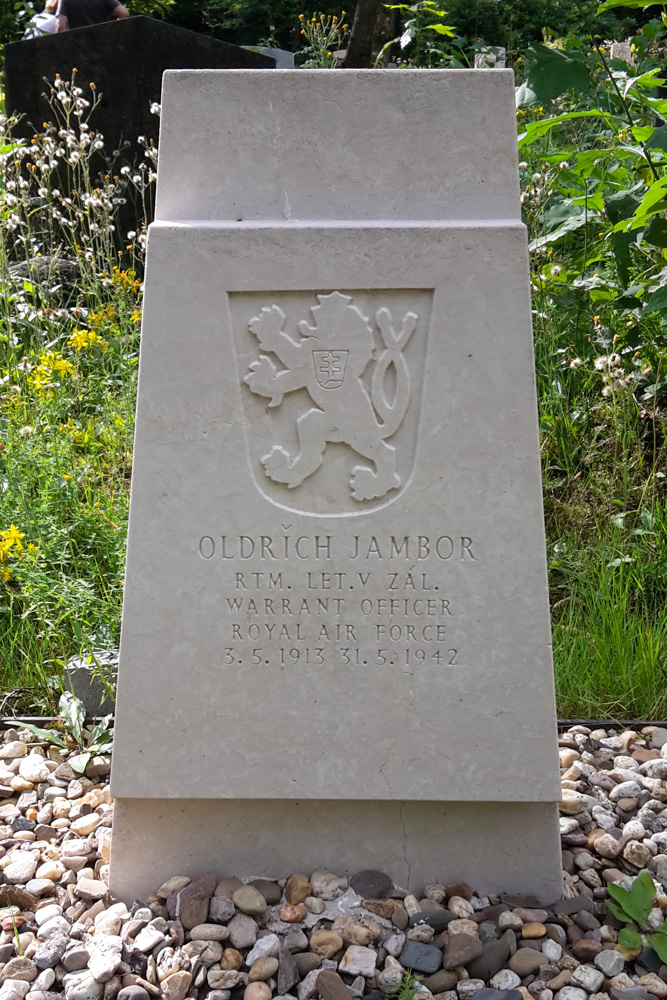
[125,0,174,16]
[605,872,667,963]
[376,1,462,66]
[0,76,151,711]
[388,974,423,1000]
[608,870,656,925]
[0,0,37,47]
[618,927,643,950]
[648,923,667,963]
[522,43,594,102]
[517,15,667,718]
[434,0,647,54]
[165,0,343,46]
[20,692,113,773]
[598,0,663,11]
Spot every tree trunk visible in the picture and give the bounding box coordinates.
[341,0,378,68]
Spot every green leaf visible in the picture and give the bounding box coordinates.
[646,285,667,312]
[632,870,657,921]
[598,0,663,9]
[644,217,667,248]
[17,723,66,748]
[67,751,91,776]
[607,898,629,922]
[619,927,643,950]
[605,188,643,225]
[649,933,667,963]
[632,177,667,221]
[516,82,540,109]
[623,67,665,99]
[645,123,667,151]
[613,231,635,285]
[87,714,112,747]
[528,214,591,252]
[423,23,454,35]
[609,870,655,924]
[523,44,592,102]
[642,509,656,530]
[59,691,85,745]
[518,110,611,149]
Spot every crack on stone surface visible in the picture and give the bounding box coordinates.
[399,801,411,887]
[379,759,393,797]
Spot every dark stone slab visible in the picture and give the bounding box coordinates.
[471,990,523,1000]
[3,17,274,228]
[466,936,511,981]
[421,971,457,994]
[34,824,59,842]
[9,816,35,832]
[278,947,299,996]
[350,870,393,899]
[399,941,443,974]
[249,878,282,905]
[636,950,664,974]
[317,971,352,1000]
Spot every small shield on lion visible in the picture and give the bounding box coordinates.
[312,349,349,389]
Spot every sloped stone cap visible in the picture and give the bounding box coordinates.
[155,68,521,223]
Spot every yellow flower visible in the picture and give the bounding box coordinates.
[68,328,109,352]
[1,525,24,552]
[53,356,75,375]
[27,543,38,556]
[2,566,11,582]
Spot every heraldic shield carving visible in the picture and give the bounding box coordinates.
[230,290,433,517]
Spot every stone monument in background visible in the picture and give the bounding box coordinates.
[3,18,273,172]
[109,68,562,902]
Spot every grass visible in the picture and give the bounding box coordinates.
[0,75,151,712]
[2,52,667,718]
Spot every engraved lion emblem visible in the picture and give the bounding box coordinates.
[243,291,417,501]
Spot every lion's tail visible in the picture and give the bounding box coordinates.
[371,308,418,438]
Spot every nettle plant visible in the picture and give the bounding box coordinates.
[21,692,113,776]
[607,869,667,961]
[517,3,667,415]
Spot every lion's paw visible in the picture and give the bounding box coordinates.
[262,446,299,485]
[350,466,401,501]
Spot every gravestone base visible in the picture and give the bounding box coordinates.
[109,798,562,903]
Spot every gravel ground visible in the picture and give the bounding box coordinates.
[0,723,666,1000]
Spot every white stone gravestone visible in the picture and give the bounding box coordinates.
[109,69,561,903]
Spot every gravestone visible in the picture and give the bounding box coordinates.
[610,39,633,64]
[473,46,507,68]
[109,69,561,903]
[3,18,273,165]
[243,45,295,68]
